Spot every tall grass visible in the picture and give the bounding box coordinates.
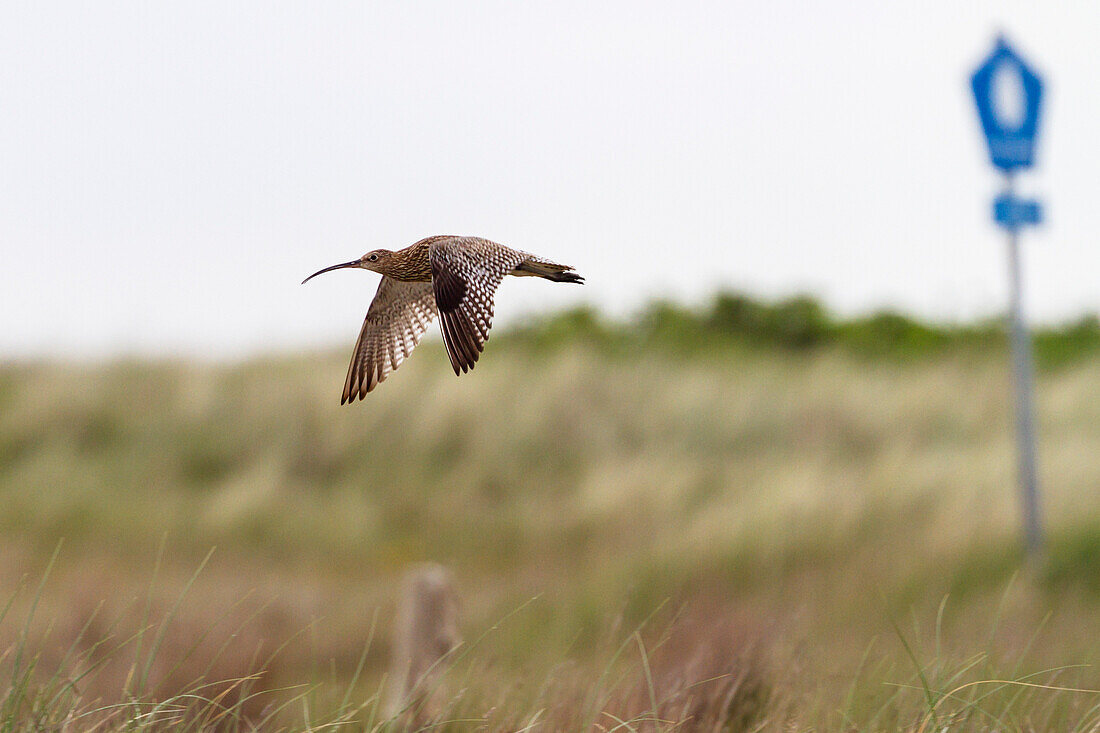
[2,306,1100,728]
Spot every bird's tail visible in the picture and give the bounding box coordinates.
[513,259,584,284]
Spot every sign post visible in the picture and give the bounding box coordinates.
[970,36,1045,556]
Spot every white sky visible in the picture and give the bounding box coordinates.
[3,1,1098,358]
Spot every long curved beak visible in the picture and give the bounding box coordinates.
[301,260,361,284]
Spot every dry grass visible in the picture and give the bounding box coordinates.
[1,342,1100,729]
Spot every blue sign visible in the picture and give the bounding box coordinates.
[970,37,1044,172]
[993,193,1043,230]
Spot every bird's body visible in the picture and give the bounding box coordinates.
[303,235,583,403]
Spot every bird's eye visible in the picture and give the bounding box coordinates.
[368,254,378,262]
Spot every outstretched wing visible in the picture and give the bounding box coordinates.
[429,237,527,375]
[342,278,438,403]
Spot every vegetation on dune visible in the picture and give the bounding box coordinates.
[1,292,1100,729]
[506,290,1100,369]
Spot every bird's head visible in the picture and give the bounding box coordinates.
[301,249,395,283]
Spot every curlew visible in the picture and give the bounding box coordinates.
[302,235,583,402]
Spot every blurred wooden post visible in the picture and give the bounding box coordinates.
[385,563,461,723]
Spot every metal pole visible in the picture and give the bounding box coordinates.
[1004,174,1044,556]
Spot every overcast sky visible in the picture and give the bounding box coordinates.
[3,1,1098,358]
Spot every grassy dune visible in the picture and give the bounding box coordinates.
[2,331,1100,729]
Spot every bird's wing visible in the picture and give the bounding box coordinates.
[342,278,438,403]
[429,237,527,375]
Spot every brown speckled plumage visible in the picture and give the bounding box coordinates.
[302,235,583,403]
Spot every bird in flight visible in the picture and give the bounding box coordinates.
[303,235,583,403]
